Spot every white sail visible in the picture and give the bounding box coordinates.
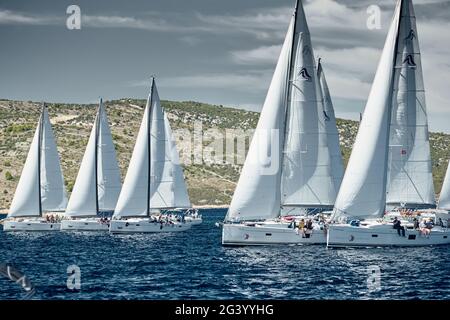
[281,3,336,209]
[386,0,435,208]
[226,17,293,221]
[39,108,67,212]
[333,0,402,221]
[439,161,450,210]
[114,79,186,218]
[8,107,67,217]
[164,113,191,208]
[114,89,153,218]
[66,101,122,217]
[148,95,175,209]
[317,60,344,192]
[8,116,42,217]
[97,102,122,211]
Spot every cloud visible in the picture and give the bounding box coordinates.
[0,9,59,25]
[231,45,281,65]
[131,71,272,92]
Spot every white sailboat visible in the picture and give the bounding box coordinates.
[327,0,450,247]
[3,105,68,231]
[61,99,122,231]
[109,78,192,233]
[222,0,338,245]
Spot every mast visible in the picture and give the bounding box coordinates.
[37,103,44,217]
[146,77,155,217]
[280,0,300,212]
[383,0,405,214]
[94,99,101,215]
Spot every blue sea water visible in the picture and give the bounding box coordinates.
[0,208,449,300]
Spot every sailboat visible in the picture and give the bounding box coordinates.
[109,78,192,233]
[222,0,340,245]
[3,104,68,231]
[61,99,122,231]
[327,0,450,247]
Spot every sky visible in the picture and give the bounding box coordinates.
[0,0,450,132]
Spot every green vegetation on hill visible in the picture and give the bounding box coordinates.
[1,98,450,210]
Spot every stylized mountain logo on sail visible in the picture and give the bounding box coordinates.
[405,29,416,41]
[298,67,312,81]
[403,55,417,68]
[323,111,330,121]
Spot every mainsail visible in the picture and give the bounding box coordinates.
[317,59,344,192]
[280,2,335,209]
[65,100,122,217]
[113,78,191,218]
[227,0,336,221]
[8,105,67,217]
[386,0,435,208]
[333,0,405,221]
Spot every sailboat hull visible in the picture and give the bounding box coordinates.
[109,219,192,234]
[3,219,60,232]
[60,218,109,231]
[185,216,203,225]
[327,223,450,247]
[222,223,327,246]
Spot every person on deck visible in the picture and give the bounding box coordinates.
[392,217,405,237]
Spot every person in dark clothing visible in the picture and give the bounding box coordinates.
[393,217,405,237]
[413,218,420,230]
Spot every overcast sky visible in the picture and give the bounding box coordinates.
[1,0,449,132]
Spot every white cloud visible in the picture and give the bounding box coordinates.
[231,45,281,65]
[131,71,272,92]
[0,9,58,25]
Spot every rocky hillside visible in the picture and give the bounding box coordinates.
[1,99,450,210]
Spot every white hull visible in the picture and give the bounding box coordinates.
[60,218,109,231]
[327,223,450,247]
[109,219,192,234]
[3,219,60,232]
[185,216,202,225]
[222,223,327,246]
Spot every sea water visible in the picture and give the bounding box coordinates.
[0,209,449,300]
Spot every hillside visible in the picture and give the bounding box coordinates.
[1,99,450,210]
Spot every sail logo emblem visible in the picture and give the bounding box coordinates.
[405,29,416,41]
[403,55,417,68]
[244,233,249,240]
[298,67,312,81]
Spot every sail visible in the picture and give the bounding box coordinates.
[226,17,293,221]
[66,101,122,217]
[65,107,98,216]
[439,161,450,210]
[8,116,42,217]
[333,0,402,221]
[114,89,153,218]
[386,0,435,208]
[39,108,67,211]
[114,79,183,217]
[147,94,175,209]
[8,107,67,217]
[165,113,191,208]
[281,3,336,209]
[97,102,122,211]
[317,60,344,192]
